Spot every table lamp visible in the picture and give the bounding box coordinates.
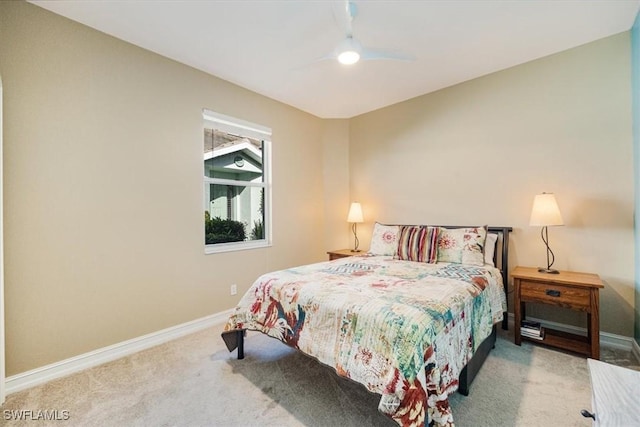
[529,192,564,274]
[347,202,364,252]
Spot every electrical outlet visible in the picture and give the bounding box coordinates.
[230,284,237,295]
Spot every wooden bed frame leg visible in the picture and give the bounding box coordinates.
[236,330,244,360]
[458,326,497,396]
[458,373,470,396]
[221,329,246,359]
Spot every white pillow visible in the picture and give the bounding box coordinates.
[484,232,498,267]
[368,222,400,256]
[437,226,487,266]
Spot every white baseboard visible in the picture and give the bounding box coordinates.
[5,309,233,395]
[507,313,634,351]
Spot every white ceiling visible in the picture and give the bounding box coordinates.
[31,0,640,119]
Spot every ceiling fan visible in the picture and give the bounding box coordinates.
[321,1,415,65]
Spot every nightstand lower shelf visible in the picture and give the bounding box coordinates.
[521,327,590,356]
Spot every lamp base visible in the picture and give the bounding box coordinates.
[538,267,560,274]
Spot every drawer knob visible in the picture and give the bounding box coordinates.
[545,289,561,297]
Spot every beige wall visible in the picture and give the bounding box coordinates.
[0,1,635,377]
[0,2,342,375]
[350,33,634,336]
[322,119,351,251]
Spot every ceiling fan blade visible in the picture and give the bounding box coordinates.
[291,53,335,70]
[361,48,416,62]
[314,1,413,67]
[313,53,338,63]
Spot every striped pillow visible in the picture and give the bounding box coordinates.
[396,226,439,263]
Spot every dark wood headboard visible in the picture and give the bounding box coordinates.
[489,226,512,330]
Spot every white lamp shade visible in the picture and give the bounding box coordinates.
[529,193,564,226]
[347,202,364,223]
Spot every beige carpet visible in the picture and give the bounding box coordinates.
[2,324,639,427]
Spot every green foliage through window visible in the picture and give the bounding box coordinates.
[205,211,247,244]
[250,190,265,239]
[251,219,264,240]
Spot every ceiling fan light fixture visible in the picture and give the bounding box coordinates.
[335,36,361,65]
[338,50,360,65]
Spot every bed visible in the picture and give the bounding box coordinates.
[222,225,512,427]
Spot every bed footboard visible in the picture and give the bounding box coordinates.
[221,329,245,359]
[457,325,497,396]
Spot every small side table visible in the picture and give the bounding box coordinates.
[326,249,361,261]
[512,266,603,359]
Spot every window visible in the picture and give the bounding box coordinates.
[203,109,271,253]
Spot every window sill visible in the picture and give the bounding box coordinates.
[204,240,271,254]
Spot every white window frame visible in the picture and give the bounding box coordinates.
[203,109,272,254]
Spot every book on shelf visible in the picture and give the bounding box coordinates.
[520,327,542,335]
[520,320,545,339]
[521,327,545,340]
[521,320,541,330]
[520,333,544,341]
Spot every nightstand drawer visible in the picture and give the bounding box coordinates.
[520,280,591,310]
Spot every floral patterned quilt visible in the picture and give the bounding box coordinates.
[224,255,506,426]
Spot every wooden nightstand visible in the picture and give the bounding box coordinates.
[326,249,361,261]
[512,266,603,359]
